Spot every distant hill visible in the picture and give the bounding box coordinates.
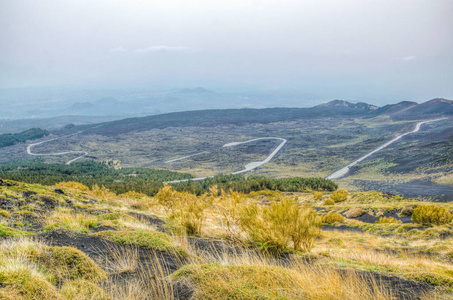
[75,100,378,136]
[390,98,453,120]
[315,100,378,113]
[0,128,49,148]
[366,101,418,118]
[55,98,452,137]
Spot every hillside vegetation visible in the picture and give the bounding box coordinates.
[0,160,337,196]
[0,128,49,148]
[0,178,452,299]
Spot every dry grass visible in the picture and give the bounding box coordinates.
[42,209,98,233]
[102,243,139,275]
[315,230,453,287]
[173,240,395,300]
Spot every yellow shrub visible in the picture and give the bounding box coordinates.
[322,212,344,224]
[412,205,453,225]
[330,188,348,203]
[155,184,207,235]
[323,199,335,206]
[313,191,323,201]
[90,184,116,200]
[239,199,321,254]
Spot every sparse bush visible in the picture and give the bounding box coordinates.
[322,212,345,224]
[330,188,348,203]
[156,184,207,235]
[375,216,402,224]
[238,198,321,254]
[206,188,246,239]
[91,184,116,200]
[323,199,335,206]
[412,205,453,226]
[313,191,323,201]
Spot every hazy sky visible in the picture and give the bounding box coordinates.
[1,0,452,104]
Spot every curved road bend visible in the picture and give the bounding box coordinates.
[166,137,287,183]
[326,118,448,180]
[26,131,88,165]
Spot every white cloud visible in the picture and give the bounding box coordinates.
[133,45,193,53]
[401,55,416,62]
[110,46,127,52]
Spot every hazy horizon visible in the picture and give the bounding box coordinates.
[1,0,453,108]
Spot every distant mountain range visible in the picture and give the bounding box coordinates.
[369,98,453,120]
[65,98,452,136]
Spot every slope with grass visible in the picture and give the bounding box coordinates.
[1,178,452,299]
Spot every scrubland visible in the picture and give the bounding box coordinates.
[0,179,452,299]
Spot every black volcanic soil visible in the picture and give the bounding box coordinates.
[34,228,434,300]
[356,179,453,202]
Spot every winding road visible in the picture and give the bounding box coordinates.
[26,131,88,165]
[326,118,447,180]
[28,117,444,182]
[166,137,287,183]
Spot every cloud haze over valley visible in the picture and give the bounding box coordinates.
[1,0,452,112]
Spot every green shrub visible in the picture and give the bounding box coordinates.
[322,212,344,224]
[412,205,453,226]
[330,188,348,203]
[0,209,10,218]
[375,216,402,224]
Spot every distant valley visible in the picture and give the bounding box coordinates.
[0,98,452,200]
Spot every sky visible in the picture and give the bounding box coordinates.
[1,0,452,105]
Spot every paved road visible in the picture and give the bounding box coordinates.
[165,151,209,163]
[26,131,88,165]
[326,118,448,180]
[166,137,287,183]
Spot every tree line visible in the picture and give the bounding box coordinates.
[0,159,337,196]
